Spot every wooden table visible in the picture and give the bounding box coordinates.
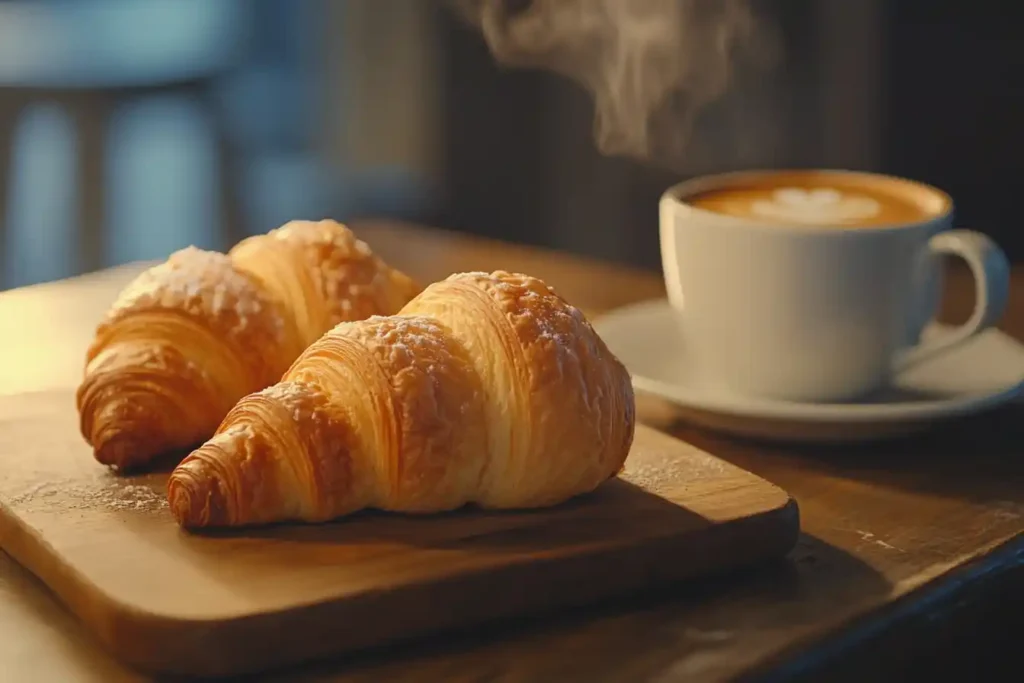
[1,221,1022,682]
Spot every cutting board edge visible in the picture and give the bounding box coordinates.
[1,494,799,678]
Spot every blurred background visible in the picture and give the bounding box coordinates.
[0,0,1020,290]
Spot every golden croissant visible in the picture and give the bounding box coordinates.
[77,220,420,470]
[168,271,636,528]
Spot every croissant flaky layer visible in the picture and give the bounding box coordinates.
[229,220,419,347]
[169,271,636,528]
[77,220,419,470]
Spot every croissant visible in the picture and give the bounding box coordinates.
[168,271,636,528]
[77,220,419,470]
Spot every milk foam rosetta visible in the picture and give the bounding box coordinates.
[750,188,880,225]
[688,178,937,228]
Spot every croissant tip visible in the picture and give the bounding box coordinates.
[167,455,232,529]
[93,435,163,472]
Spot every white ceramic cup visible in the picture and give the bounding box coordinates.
[659,169,1011,403]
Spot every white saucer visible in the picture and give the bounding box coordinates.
[594,299,1024,443]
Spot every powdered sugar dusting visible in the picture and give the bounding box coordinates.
[368,316,458,389]
[7,475,168,514]
[107,246,282,341]
[269,220,416,329]
[374,315,446,350]
[482,271,591,365]
[450,270,586,345]
[259,381,320,424]
[330,315,474,420]
[528,290,583,349]
[621,447,729,494]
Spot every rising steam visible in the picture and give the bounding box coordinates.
[451,0,774,165]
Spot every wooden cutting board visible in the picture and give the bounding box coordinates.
[0,390,799,678]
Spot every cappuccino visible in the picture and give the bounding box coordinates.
[686,171,948,227]
[660,169,1009,402]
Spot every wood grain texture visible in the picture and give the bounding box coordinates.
[0,390,797,678]
[0,220,1022,682]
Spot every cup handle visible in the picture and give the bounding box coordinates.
[896,229,1011,372]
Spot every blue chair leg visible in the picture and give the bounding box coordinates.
[3,103,78,288]
[104,94,224,266]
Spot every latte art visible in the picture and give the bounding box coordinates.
[685,173,940,228]
[750,188,881,225]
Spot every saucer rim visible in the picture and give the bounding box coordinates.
[596,299,1024,425]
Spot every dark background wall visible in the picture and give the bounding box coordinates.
[882,2,1024,261]
[430,0,1024,270]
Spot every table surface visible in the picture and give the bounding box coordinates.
[1,221,1022,683]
